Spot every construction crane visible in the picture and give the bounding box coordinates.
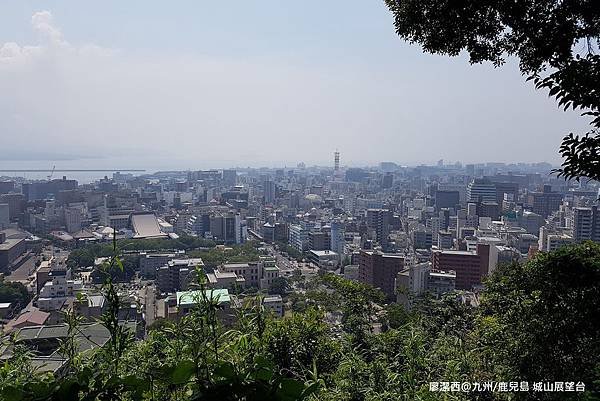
[47,165,55,180]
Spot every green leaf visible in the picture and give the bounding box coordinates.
[171,360,196,385]
[122,375,150,391]
[254,355,275,370]
[115,257,124,272]
[254,367,273,382]
[57,378,80,401]
[1,386,23,401]
[213,362,236,380]
[30,381,53,399]
[277,378,305,401]
[300,381,321,400]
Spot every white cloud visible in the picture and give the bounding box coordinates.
[31,11,67,46]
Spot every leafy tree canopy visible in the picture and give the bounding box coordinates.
[0,280,31,308]
[476,241,600,390]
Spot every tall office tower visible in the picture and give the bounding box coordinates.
[426,217,441,243]
[0,181,15,195]
[358,250,405,299]
[437,230,454,249]
[467,203,477,216]
[334,150,340,171]
[573,206,600,242]
[0,204,9,229]
[263,179,276,205]
[456,209,467,238]
[222,169,237,187]
[330,221,345,255]
[435,190,460,211]
[0,193,25,222]
[439,208,451,230]
[465,164,475,176]
[530,185,563,218]
[382,173,393,189]
[467,178,497,203]
[493,181,519,204]
[366,208,392,247]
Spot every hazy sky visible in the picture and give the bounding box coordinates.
[0,1,591,170]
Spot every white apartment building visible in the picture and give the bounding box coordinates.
[38,275,83,311]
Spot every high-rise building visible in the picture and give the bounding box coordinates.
[412,229,433,249]
[530,185,563,218]
[492,181,519,204]
[0,204,9,229]
[308,231,331,251]
[467,178,497,203]
[222,169,237,187]
[0,193,25,222]
[436,190,460,211]
[467,203,477,216]
[437,230,453,249]
[64,206,84,233]
[0,181,15,195]
[288,224,310,252]
[157,259,204,293]
[573,206,600,243]
[358,250,404,299]
[426,217,441,243]
[264,180,276,205]
[478,201,500,220]
[382,173,393,189]
[518,211,545,235]
[330,221,345,255]
[396,262,429,305]
[431,244,491,290]
[366,209,392,247]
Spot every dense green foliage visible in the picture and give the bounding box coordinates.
[89,255,139,283]
[268,277,291,296]
[2,242,600,400]
[67,236,217,269]
[476,242,600,394]
[275,242,303,261]
[0,280,31,308]
[385,0,600,181]
[188,242,265,268]
[67,238,263,277]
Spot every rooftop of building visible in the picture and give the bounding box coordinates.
[4,309,50,332]
[168,258,204,267]
[0,237,25,251]
[214,271,238,279]
[130,213,168,239]
[434,249,476,256]
[176,289,231,306]
[429,270,457,278]
[309,250,338,256]
[1,228,31,240]
[223,262,251,268]
[361,250,404,258]
[263,295,283,303]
